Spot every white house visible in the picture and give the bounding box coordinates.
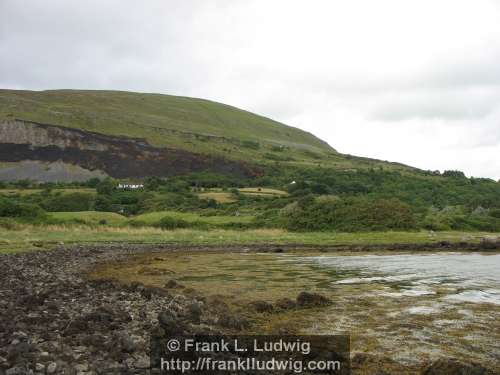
[118,183,144,189]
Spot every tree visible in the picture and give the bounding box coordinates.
[96,178,116,195]
[94,195,113,212]
[85,177,101,188]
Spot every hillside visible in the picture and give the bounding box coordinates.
[0,89,333,156]
[0,89,422,181]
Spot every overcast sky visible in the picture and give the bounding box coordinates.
[1,1,499,179]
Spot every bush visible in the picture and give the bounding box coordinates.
[127,220,147,228]
[489,209,500,219]
[144,176,162,191]
[229,188,240,197]
[421,205,500,232]
[271,145,285,152]
[157,216,189,230]
[85,177,102,188]
[94,195,113,212]
[442,170,466,179]
[450,216,500,232]
[0,198,46,219]
[0,218,21,230]
[241,140,260,150]
[13,179,32,188]
[264,153,295,162]
[286,197,416,232]
[96,178,117,195]
[40,193,94,212]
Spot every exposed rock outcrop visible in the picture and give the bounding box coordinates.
[0,119,262,181]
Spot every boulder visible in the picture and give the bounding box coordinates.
[248,300,274,313]
[164,280,184,289]
[217,313,250,330]
[158,311,186,335]
[275,298,296,310]
[185,302,203,323]
[296,292,331,307]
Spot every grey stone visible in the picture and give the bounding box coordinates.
[46,362,57,374]
[134,356,150,369]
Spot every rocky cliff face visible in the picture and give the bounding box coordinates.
[0,119,261,181]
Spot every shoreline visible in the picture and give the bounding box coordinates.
[1,226,499,254]
[31,238,500,254]
[1,244,498,374]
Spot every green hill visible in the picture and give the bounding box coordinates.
[0,89,336,161]
[0,88,432,182]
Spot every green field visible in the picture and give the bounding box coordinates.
[48,211,127,225]
[0,225,495,253]
[198,187,288,203]
[198,191,237,203]
[130,210,254,225]
[238,187,288,196]
[41,210,254,227]
[0,188,96,196]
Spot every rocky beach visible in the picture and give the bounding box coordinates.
[1,245,498,375]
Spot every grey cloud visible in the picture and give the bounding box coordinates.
[0,0,205,92]
[370,88,500,122]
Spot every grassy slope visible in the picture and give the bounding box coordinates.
[0,188,96,196]
[131,210,254,225]
[0,89,333,161]
[0,225,495,253]
[49,211,127,225]
[0,89,422,172]
[198,188,288,203]
[198,192,237,203]
[47,210,254,226]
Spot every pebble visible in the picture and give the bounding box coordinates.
[35,363,45,372]
[47,362,57,374]
[134,355,150,369]
[74,363,89,372]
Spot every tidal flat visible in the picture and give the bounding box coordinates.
[92,250,500,371]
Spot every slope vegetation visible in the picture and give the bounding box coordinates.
[0,89,333,161]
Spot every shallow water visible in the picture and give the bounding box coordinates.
[94,250,500,369]
[293,252,500,305]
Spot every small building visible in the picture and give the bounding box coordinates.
[118,183,144,189]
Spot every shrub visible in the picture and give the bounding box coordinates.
[85,177,102,188]
[449,215,500,232]
[127,220,147,228]
[229,188,240,197]
[271,145,285,152]
[489,209,500,219]
[94,195,113,212]
[13,179,32,188]
[241,140,260,150]
[280,201,300,216]
[144,176,162,191]
[157,216,189,230]
[442,170,466,179]
[0,198,46,219]
[40,193,94,212]
[264,153,295,162]
[96,178,117,195]
[0,218,20,230]
[286,197,416,232]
